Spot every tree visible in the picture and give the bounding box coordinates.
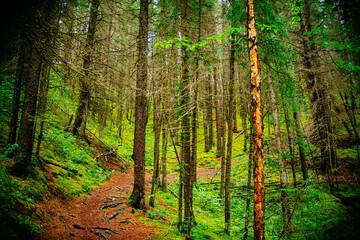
[7,37,30,146]
[35,62,51,157]
[11,0,58,178]
[11,50,42,178]
[214,67,223,157]
[293,109,308,180]
[73,0,100,137]
[178,0,194,236]
[129,0,149,210]
[205,74,214,152]
[149,61,162,207]
[224,31,235,235]
[299,0,336,192]
[268,72,291,233]
[246,0,265,239]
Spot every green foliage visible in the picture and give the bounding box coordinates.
[41,126,109,197]
[258,23,280,34]
[0,144,18,158]
[147,207,167,219]
[154,27,245,52]
[286,0,303,29]
[0,161,45,238]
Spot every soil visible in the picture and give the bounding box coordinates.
[39,163,156,240]
[38,141,218,240]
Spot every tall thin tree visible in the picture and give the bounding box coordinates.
[246,0,265,239]
[268,73,291,233]
[130,0,149,210]
[72,0,100,137]
[225,30,235,234]
[179,0,193,236]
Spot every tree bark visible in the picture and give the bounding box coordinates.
[300,0,336,192]
[12,50,42,178]
[247,1,265,239]
[243,117,253,240]
[73,0,100,136]
[203,102,209,152]
[268,74,292,233]
[233,98,239,133]
[240,79,248,152]
[220,73,226,200]
[150,73,162,207]
[225,32,235,235]
[62,0,75,96]
[293,110,307,180]
[180,0,193,236]
[8,38,30,146]
[206,74,214,150]
[283,104,297,186]
[130,0,149,210]
[161,126,168,191]
[35,62,51,157]
[214,67,222,157]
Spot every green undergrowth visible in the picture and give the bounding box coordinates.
[0,106,111,239]
[140,179,360,239]
[40,123,110,196]
[0,159,45,239]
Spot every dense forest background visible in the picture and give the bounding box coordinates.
[1,0,360,239]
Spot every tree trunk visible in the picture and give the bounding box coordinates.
[12,50,42,178]
[190,64,197,229]
[302,0,336,173]
[130,0,149,210]
[8,39,30,146]
[220,0,228,200]
[73,0,100,136]
[63,0,75,96]
[247,1,265,239]
[283,104,297,186]
[206,74,213,150]
[180,0,193,236]
[293,110,308,180]
[117,90,124,142]
[35,62,51,157]
[225,32,235,235]
[341,93,360,163]
[161,126,168,191]
[243,117,253,240]
[268,74,292,233]
[241,81,248,152]
[220,73,226,200]
[233,98,239,133]
[214,67,222,157]
[203,102,209,152]
[150,76,162,207]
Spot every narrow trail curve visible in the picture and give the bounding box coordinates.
[38,143,220,240]
[39,161,156,240]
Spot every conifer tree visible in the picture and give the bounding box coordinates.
[130,0,149,210]
[246,0,265,239]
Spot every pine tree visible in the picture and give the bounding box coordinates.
[130,0,149,210]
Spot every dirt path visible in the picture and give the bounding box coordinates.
[39,161,156,240]
[38,139,220,240]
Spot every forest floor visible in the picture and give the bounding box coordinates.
[38,140,218,240]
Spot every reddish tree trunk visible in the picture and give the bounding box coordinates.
[247,0,265,239]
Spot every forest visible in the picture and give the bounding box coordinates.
[0,0,360,239]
